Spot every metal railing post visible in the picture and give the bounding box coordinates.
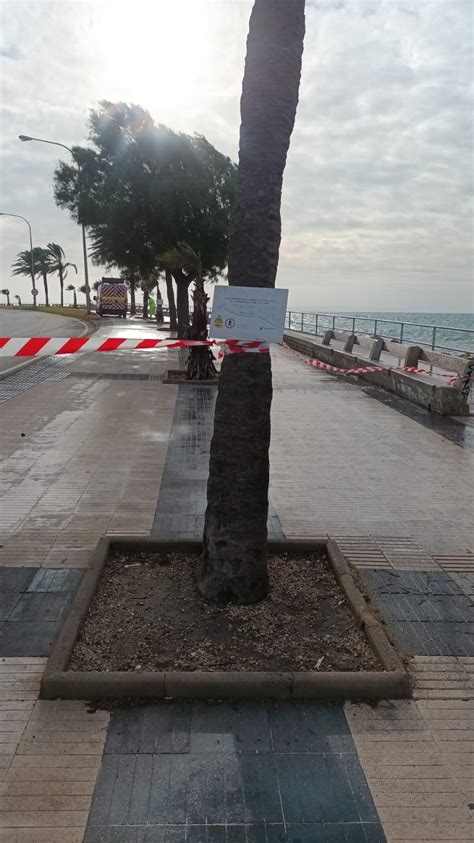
[332,315,335,331]
[352,317,356,334]
[315,313,319,335]
[400,322,404,343]
[301,313,304,332]
[374,319,378,336]
[432,327,437,350]
[288,311,292,330]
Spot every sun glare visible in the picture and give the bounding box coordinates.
[94,0,212,123]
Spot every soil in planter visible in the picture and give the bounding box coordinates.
[70,552,381,673]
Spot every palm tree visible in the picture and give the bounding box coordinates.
[164,269,177,329]
[198,0,305,603]
[11,247,51,305]
[160,243,217,380]
[1,289,10,306]
[120,270,138,316]
[14,294,21,306]
[66,283,77,307]
[140,275,155,320]
[46,243,77,307]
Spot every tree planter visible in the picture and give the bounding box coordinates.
[41,537,410,702]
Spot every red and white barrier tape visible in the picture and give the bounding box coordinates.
[304,357,459,386]
[0,337,269,358]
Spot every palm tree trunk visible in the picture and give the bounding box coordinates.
[198,0,305,604]
[142,289,149,319]
[73,290,77,307]
[173,269,192,339]
[129,282,136,316]
[59,269,64,307]
[187,276,217,381]
[165,269,177,330]
[6,294,10,306]
[42,272,49,307]
[156,284,164,324]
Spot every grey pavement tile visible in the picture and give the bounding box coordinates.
[88,703,382,839]
[152,386,284,540]
[0,566,45,619]
[8,591,71,621]
[86,824,385,842]
[27,567,84,592]
[452,572,474,597]
[268,703,353,754]
[0,619,63,655]
[360,569,474,655]
[388,620,474,655]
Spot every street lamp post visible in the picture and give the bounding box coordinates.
[0,212,36,306]
[18,134,91,313]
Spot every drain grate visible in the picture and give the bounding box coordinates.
[0,358,72,403]
[69,371,153,381]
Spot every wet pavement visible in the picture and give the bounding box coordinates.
[0,318,472,841]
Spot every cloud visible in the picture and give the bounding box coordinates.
[0,0,472,312]
[0,43,22,60]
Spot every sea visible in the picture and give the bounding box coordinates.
[290,311,474,354]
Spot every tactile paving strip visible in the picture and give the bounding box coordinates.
[435,555,474,572]
[0,357,71,403]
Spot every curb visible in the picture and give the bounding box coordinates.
[41,537,411,702]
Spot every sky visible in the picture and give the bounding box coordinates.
[0,0,472,312]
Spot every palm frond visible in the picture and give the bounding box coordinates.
[159,242,202,276]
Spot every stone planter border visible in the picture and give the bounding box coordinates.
[41,537,410,701]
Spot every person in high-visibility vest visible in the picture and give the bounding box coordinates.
[148,297,156,318]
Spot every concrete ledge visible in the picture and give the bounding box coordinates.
[284,332,469,416]
[41,537,411,702]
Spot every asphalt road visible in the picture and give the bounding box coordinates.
[0,309,89,375]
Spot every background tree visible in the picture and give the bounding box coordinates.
[164,269,177,330]
[1,289,10,306]
[12,247,51,306]
[66,283,77,307]
[53,102,237,336]
[140,275,156,319]
[46,243,77,307]
[198,0,305,603]
[79,284,88,301]
[14,294,21,306]
[120,269,139,316]
[155,277,164,325]
[160,243,217,381]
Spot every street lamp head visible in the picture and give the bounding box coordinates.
[18,135,32,142]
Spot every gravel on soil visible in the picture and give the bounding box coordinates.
[69,551,381,673]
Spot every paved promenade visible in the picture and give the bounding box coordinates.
[0,318,472,841]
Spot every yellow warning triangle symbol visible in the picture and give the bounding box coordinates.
[214,315,223,327]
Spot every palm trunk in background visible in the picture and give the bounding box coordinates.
[165,269,177,330]
[173,269,192,339]
[129,281,136,316]
[59,269,64,307]
[42,272,49,307]
[187,275,217,381]
[73,290,77,307]
[142,289,149,319]
[156,284,164,324]
[198,0,305,604]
